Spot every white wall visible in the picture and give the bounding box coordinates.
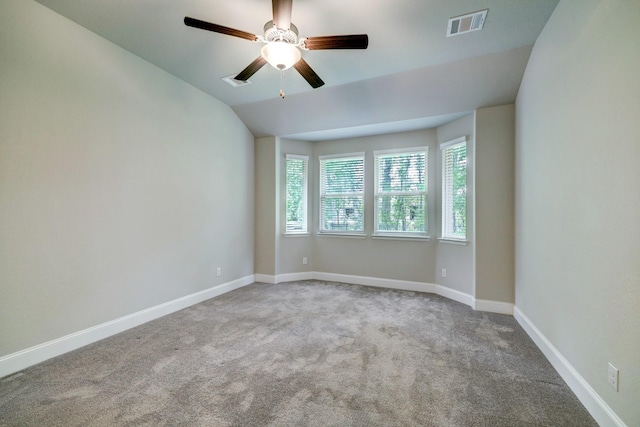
[0,0,254,358]
[515,0,640,424]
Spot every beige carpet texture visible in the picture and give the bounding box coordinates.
[0,280,596,426]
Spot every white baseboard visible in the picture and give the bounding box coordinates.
[435,284,475,307]
[275,272,315,283]
[254,273,314,284]
[0,275,255,379]
[514,307,626,427]
[274,271,495,313]
[267,271,511,315]
[475,298,514,315]
[1,271,514,379]
[254,274,276,284]
[307,272,510,314]
[313,272,436,294]
[5,274,620,424]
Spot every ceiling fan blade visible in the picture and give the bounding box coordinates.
[293,58,325,89]
[272,0,293,30]
[303,34,369,50]
[235,57,268,81]
[184,17,258,41]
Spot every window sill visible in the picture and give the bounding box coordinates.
[284,232,310,238]
[438,238,469,246]
[373,234,431,242]
[318,232,366,239]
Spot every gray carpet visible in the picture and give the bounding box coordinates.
[1,280,597,426]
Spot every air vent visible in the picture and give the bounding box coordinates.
[447,9,488,37]
[222,75,252,87]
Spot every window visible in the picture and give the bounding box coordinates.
[319,153,364,233]
[374,148,428,236]
[285,154,308,234]
[441,137,467,240]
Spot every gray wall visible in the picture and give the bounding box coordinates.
[254,137,316,278]
[436,114,475,296]
[475,105,515,303]
[258,112,516,309]
[278,138,314,275]
[0,0,255,357]
[256,130,440,283]
[311,130,438,283]
[515,0,640,423]
[254,137,279,276]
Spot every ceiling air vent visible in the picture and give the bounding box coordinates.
[447,9,488,37]
[222,75,252,88]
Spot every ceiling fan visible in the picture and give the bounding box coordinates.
[184,0,368,98]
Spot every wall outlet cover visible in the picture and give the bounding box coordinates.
[607,362,619,392]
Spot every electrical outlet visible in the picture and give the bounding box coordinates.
[608,363,619,392]
[216,267,222,277]
[441,268,447,278]
[303,257,308,265]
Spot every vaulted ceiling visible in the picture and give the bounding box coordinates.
[33,0,559,140]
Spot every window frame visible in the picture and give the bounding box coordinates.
[285,154,309,235]
[440,136,468,242]
[318,152,365,235]
[373,147,429,238]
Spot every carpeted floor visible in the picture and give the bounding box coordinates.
[0,280,597,426]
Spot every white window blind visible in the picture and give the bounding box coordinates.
[374,148,428,235]
[319,154,364,233]
[285,154,308,234]
[441,137,467,240]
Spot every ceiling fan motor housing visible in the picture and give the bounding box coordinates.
[263,21,298,44]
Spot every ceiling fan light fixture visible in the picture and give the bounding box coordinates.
[261,42,301,70]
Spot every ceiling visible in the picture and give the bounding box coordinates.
[33,0,559,140]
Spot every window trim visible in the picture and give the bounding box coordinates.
[373,146,429,238]
[439,136,466,150]
[318,152,365,235]
[438,237,468,245]
[285,153,309,235]
[440,136,467,240]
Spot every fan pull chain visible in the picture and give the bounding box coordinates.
[279,70,285,99]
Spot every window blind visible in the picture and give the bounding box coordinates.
[374,148,427,234]
[441,139,467,239]
[285,154,308,233]
[319,154,364,232]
